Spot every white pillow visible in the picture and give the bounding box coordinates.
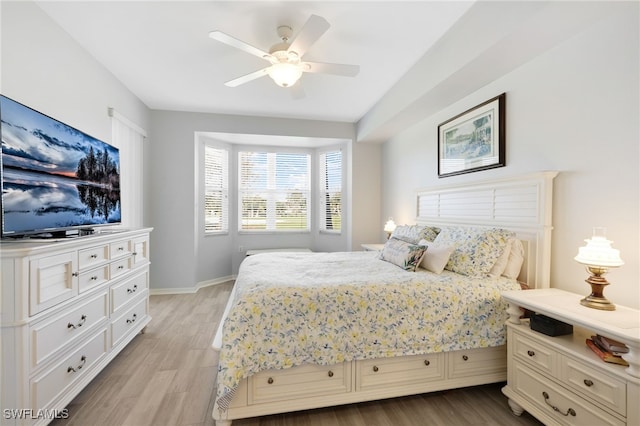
[489,238,513,277]
[502,239,525,279]
[418,239,453,274]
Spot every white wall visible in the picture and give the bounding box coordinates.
[380,5,639,309]
[1,2,149,148]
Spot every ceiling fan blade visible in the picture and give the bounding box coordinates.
[224,67,270,87]
[303,62,360,77]
[209,30,273,61]
[288,15,330,57]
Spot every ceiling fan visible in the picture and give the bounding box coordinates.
[209,15,360,90]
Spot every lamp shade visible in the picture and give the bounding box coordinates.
[384,218,397,234]
[574,228,624,268]
[267,62,303,87]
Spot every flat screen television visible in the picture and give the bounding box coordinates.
[1,95,121,238]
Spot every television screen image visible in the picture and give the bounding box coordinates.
[0,95,121,237]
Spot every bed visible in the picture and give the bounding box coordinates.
[211,171,558,426]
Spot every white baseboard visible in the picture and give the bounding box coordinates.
[149,275,236,295]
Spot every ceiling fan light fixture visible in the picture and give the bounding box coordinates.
[267,62,303,87]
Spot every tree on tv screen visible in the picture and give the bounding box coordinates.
[76,147,120,188]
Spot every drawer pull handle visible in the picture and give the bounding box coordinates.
[583,379,594,387]
[126,313,137,324]
[91,275,98,281]
[372,366,379,372]
[72,272,79,277]
[90,254,98,259]
[424,360,430,366]
[133,252,138,256]
[67,315,87,329]
[527,350,535,357]
[542,391,576,417]
[127,285,138,294]
[67,355,87,373]
[267,377,274,384]
[118,265,124,270]
[462,355,469,361]
[118,247,125,251]
[327,370,334,378]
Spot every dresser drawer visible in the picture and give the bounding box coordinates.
[31,291,108,370]
[29,251,78,315]
[249,362,351,404]
[512,329,556,374]
[449,345,506,379]
[109,240,132,260]
[79,265,109,293]
[512,363,624,426]
[560,355,626,416]
[357,353,444,391]
[111,295,148,347]
[31,328,108,411]
[109,257,132,279]
[78,244,109,271]
[110,271,148,314]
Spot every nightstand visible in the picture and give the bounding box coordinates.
[361,243,385,252]
[501,288,639,426]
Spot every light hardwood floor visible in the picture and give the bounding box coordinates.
[52,282,542,426]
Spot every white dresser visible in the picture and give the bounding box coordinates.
[1,228,152,425]
[501,289,640,426]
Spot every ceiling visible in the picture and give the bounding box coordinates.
[35,1,475,124]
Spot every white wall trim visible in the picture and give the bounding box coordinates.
[149,275,236,295]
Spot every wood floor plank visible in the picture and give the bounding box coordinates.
[52,282,543,426]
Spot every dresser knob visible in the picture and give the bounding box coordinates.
[267,377,274,384]
[327,370,334,378]
[372,366,379,372]
[527,350,535,357]
[126,313,137,324]
[424,360,430,366]
[67,355,87,373]
[583,379,594,387]
[462,355,469,361]
[90,254,98,259]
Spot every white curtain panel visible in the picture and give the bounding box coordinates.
[109,108,146,228]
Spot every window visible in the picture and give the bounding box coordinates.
[239,151,310,232]
[319,150,342,232]
[204,145,229,233]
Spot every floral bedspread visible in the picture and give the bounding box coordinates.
[215,251,521,411]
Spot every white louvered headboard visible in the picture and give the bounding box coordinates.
[415,171,558,289]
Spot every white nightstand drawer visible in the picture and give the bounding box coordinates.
[513,363,624,426]
[561,355,626,416]
[357,353,445,391]
[513,328,556,374]
[109,239,132,259]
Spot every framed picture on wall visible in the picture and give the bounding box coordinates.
[438,93,505,177]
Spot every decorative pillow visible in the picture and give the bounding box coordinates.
[489,238,514,276]
[379,237,427,272]
[433,226,515,277]
[391,224,440,244]
[503,239,525,279]
[418,239,453,274]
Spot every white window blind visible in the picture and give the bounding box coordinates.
[319,150,342,232]
[204,145,229,233]
[239,151,310,232]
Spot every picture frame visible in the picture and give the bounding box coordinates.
[438,93,505,177]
